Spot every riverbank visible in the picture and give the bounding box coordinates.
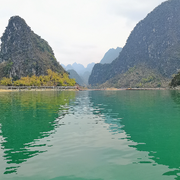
[90,87,169,91]
[0,89,79,92]
[125,87,168,90]
[0,86,79,92]
[0,86,174,92]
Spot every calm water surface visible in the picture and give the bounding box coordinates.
[0,90,180,180]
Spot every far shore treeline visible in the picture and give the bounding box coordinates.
[0,69,76,87]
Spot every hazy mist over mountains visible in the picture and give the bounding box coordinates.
[62,47,122,86]
[100,47,122,64]
[61,62,95,86]
[67,69,86,87]
[62,62,95,76]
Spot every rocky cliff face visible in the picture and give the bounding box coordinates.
[89,0,180,87]
[0,16,64,80]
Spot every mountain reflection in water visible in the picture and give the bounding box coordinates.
[0,90,180,180]
[89,90,180,179]
[0,91,76,174]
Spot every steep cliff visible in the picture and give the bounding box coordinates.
[89,0,180,87]
[0,16,64,80]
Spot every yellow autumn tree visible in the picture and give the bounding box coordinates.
[11,69,76,86]
[0,77,12,86]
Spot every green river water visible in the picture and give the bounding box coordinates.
[0,90,180,180]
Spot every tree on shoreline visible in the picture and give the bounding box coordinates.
[0,69,76,86]
[170,72,180,87]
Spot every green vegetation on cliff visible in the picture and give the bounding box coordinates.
[98,65,170,88]
[0,69,76,86]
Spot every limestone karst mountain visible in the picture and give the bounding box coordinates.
[62,62,95,85]
[89,0,180,88]
[67,69,86,86]
[0,16,65,80]
[100,47,122,64]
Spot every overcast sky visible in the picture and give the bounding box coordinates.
[0,0,166,67]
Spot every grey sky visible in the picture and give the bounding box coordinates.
[0,0,166,67]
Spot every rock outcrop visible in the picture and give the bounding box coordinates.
[89,0,180,87]
[0,16,64,80]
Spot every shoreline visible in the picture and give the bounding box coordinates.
[0,86,79,92]
[89,87,170,91]
[0,87,177,92]
[0,89,79,92]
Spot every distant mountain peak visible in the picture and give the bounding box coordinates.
[62,62,95,85]
[100,47,122,64]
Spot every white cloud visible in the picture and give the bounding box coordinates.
[105,0,166,19]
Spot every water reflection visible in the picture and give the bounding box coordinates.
[1,90,180,179]
[0,91,76,174]
[89,90,180,179]
[90,91,124,130]
[50,176,103,180]
[170,90,180,105]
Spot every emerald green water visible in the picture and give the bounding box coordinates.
[0,90,180,180]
